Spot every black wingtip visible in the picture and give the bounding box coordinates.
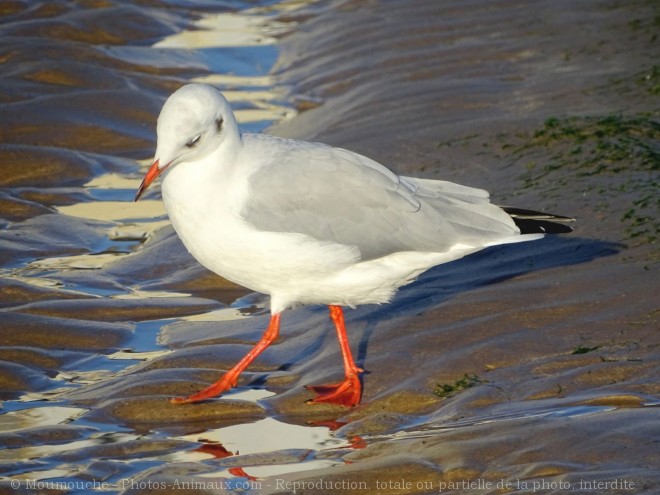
[502,206,575,234]
[511,217,574,234]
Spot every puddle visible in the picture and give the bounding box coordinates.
[177,416,349,477]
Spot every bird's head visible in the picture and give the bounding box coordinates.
[135,84,239,201]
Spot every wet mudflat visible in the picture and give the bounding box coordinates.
[0,0,658,494]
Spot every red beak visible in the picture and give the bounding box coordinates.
[135,159,162,202]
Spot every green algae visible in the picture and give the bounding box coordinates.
[434,374,483,399]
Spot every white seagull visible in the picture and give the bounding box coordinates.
[135,84,572,407]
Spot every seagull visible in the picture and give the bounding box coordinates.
[135,83,572,407]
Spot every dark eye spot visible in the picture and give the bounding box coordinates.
[185,135,201,148]
[216,117,224,133]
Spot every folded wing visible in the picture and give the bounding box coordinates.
[241,136,521,260]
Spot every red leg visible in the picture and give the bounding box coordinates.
[171,313,281,404]
[306,305,363,407]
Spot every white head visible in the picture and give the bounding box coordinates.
[135,84,240,201]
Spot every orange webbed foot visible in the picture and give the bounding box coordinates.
[306,373,362,407]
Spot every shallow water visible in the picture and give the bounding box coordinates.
[1,0,659,493]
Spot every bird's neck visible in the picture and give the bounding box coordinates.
[161,139,242,213]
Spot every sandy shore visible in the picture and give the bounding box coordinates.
[263,0,659,492]
[0,0,657,493]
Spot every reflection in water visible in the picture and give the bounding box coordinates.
[26,252,127,271]
[180,306,253,322]
[154,10,288,49]
[154,3,297,133]
[113,289,191,300]
[0,406,86,432]
[185,417,344,455]
[176,416,349,478]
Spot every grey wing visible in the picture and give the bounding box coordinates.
[241,139,518,260]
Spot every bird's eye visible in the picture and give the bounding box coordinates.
[185,135,201,148]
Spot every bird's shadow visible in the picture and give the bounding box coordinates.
[272,236,621,376]
[352,235,621,368]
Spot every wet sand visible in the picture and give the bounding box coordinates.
[265,1,660,492]
[1,0,658,493]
